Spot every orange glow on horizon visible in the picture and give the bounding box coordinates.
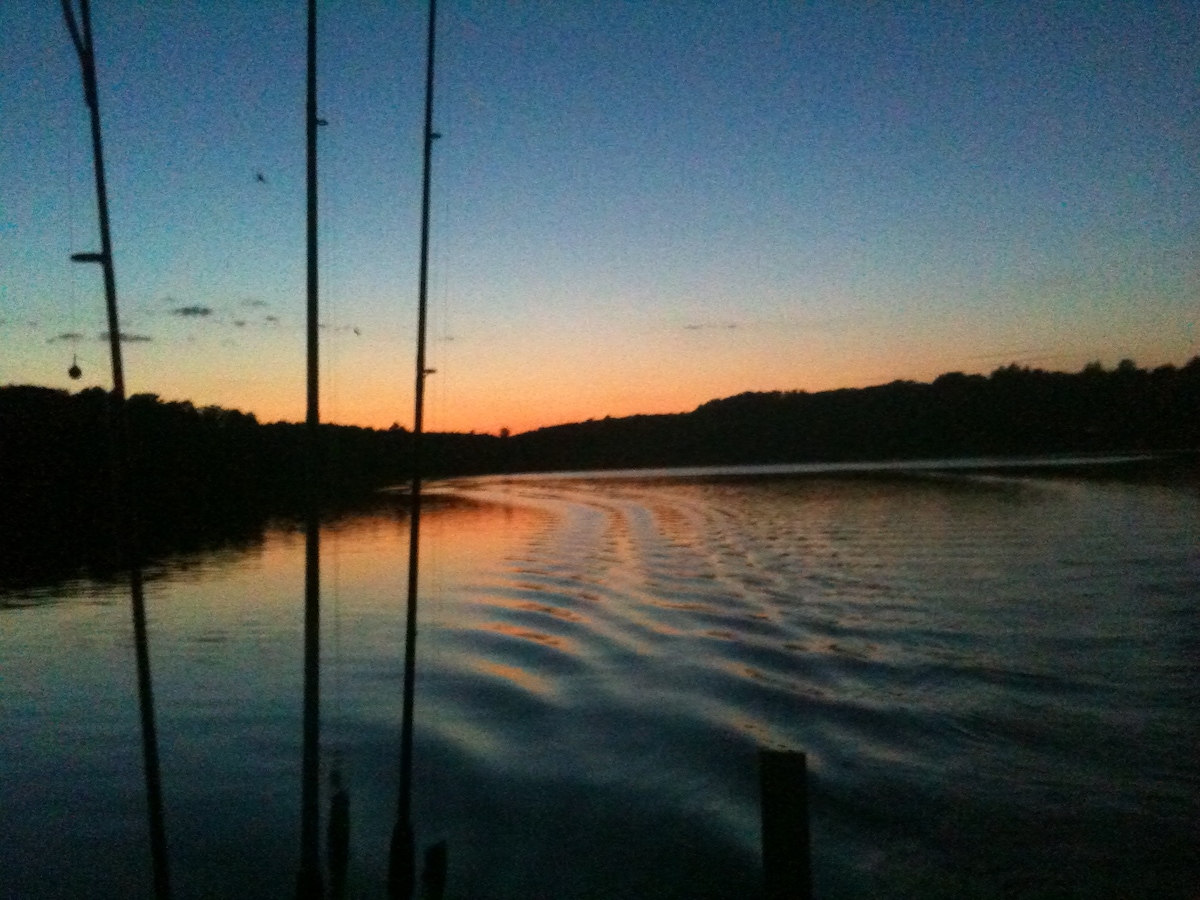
[29,310,1194,436]
[333,329,1194,435]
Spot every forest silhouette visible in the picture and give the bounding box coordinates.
[3,357,1197,587]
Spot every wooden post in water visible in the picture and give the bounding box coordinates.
[760,749,812,900]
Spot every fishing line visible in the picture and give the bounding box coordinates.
[319,99,349,762]
[421,122,453,439]
[320,116,342,426]
[66,117,83,380]
[330,520,345,739]
[420,128,454,636]
[433,142,453,434]
[435,139,460,637]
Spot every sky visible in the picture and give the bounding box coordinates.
[2,2,1196,435]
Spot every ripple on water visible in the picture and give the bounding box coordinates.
[11,473,1192,897]
[421,472,1200,896]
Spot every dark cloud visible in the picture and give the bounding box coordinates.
[684,322,740,331]
[233,320,247,327]
[242,299,269,308]
[99,332,153,343]
[46,331,85,343]
[171,305,212,317]
[264,315,279,323]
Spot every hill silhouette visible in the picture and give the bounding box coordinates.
[3,357,1198,585]
[507,357,1200,471]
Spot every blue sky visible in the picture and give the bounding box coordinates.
[2,1,1196,433]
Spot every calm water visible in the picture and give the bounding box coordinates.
[2,465,1198,898]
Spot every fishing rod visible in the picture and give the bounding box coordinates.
[295,0,324,896]
[59,2,171,897]
[388,0,440,896]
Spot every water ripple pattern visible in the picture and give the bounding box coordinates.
[425,470,1199,897]
[3,467,1197,898]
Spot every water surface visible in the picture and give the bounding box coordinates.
[2,465,1197,897]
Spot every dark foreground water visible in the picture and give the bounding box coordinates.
[2,464,1198,898]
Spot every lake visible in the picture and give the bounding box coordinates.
[2,462,1197,898]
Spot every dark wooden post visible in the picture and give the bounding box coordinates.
[760,749,812,900]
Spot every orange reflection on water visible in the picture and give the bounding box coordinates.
[506,600,584,623]
[481,621,573,652]
[475,660,550,695]
[314,495,551,618]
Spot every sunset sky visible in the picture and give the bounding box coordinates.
[2,2,1196,435]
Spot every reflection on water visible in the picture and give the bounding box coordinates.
[2,470,1198,898]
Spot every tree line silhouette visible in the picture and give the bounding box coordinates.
[509,357,1200,471]
[3,357,1197,586]
[0,385,500,587]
